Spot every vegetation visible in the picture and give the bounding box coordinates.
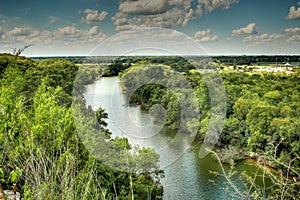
[0,54,164,199]
[118,57,300,198]
[210,148,300,199]
[32,55,300,69]
[12,45,33,56]
[119,58,300,164]
[1,53,300,199]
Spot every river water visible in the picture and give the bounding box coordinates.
[83,76,261,200]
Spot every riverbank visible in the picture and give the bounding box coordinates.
[83,76,276,199]
[101,74,290,175]
[194,134,293,176]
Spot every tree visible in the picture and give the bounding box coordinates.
[0,55,165,199]
[246,103,278,136]
[12,45,33,56]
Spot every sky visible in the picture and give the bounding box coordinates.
[0,0,300,56]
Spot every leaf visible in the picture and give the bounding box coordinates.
[9,167,23,183]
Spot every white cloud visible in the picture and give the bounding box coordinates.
[57,26,79,36]
[232,23,257,36]
[112,9,194,30]
[284,27,300,42]
[285,4,300,20]
[240,26,300,44]
[112,0,240,31]
[2,27,49,44]
[194,29,218,42]
[4,27,35,37]
[199,0,239,13]
[285,27,300,34]
[183,8,195,26]
[88,26,101,35]
[243,33,282,44]
[195,5,203,16]
[287,35,300,42]
[81,9,108,24]
[2,26,106,46]
[55,26,106,42]
[112,0,201,30]
[119,0,169,15]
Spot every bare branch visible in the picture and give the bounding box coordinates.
[11,44,34,56]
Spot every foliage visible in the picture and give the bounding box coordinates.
[102,56,197,77]
[119,62,201,133]
[119,57,300,174]
[1,54,300,199]
[0,54,164,199]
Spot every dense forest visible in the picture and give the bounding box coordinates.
[114,57,300,198]
[1,53,300,199]
[118,60,300,160]
[117,58,300,161]
[0,54,164,199]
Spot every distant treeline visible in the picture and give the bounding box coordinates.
[211,55,300,66]
[31,55,300,66]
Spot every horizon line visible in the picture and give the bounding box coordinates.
[26,54,300,58]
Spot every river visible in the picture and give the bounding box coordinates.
[83,76,264,200]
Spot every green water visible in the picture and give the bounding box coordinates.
[83,76,269,200]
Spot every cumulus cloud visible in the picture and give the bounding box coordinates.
[285,27,300,34]
[112,0,202,30]
[2,26,106,45]
[284,27,300,42]
[287,35,300,42]
[111,0,240,31]
[2,27,48,44]
[285,4,300,20]
[243,33,282,44]
[183,8,195,26]
[81,9,108,24]
[194,29,218,42]
[88,26,101,35]
[240,26,300,45]
[4,27,36,37]
[119,0,169,15]
[232,23,257,36]
[199,0,239,13]
[57,26,79,36]
[56,26,106,42]
[195,4,203,16]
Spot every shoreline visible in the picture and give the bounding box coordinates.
[97,75,300,183]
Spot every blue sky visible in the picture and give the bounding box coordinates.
[0,0,299,56]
